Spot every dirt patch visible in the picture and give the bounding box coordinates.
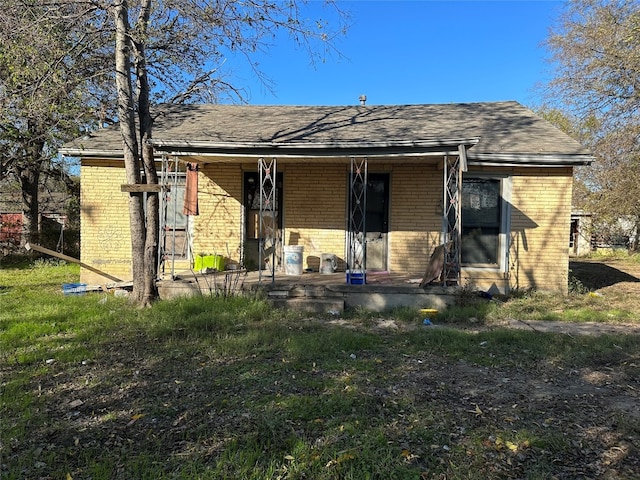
[20,329,639,479]
[499,318,640,336]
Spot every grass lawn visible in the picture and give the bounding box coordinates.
[1,256,639,479]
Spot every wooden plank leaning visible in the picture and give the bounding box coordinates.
[24,243,123,283]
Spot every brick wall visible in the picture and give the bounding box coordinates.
[80,160,131,284]
[195,163,243,262]
[282,164,348,270]
[389,164,443,275]
[459,167,573,294]
[508,168,573,293]
[282,162,449,275]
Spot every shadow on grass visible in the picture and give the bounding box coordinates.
[570,260,640,290]
[4,293,640,479]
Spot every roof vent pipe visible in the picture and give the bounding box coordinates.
[359,94,367,106]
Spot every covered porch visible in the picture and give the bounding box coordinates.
[155,138,476,302]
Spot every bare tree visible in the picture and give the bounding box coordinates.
[113,0,158,304]
[544,0,640,250]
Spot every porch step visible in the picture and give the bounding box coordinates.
[267,284,345,313]
[270,297,345,314]
[289,285,344,298]
[265,285,343,299]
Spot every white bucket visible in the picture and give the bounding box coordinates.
[320,253,337,274]
[283,245,304,275]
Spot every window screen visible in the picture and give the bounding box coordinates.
[461,178,501,265]
[163,174,188,258]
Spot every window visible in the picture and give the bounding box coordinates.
[461,177,506,267]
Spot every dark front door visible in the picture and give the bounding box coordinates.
[365,173,389,271]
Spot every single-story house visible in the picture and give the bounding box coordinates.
[60,101,592,294]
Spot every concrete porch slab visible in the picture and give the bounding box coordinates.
[158,269,457,312]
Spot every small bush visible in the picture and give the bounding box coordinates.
[568,269,589,294]
[31,257,68,268]
[454,283,486,307]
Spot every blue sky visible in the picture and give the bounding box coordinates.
[225,0,565,107]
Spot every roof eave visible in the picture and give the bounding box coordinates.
[58,147,124,159]
[149,137,481,158]
[468,153,594,167]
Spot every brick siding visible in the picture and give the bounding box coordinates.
[80,159,573,293]
[508,168,572,293]
[79,160,131,284]
[282,164,348,270]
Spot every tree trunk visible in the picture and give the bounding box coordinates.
[632,217,640,253]
[18,132,47,248]
[135,0,159,305]
[18,162,41,248]
[114,0,146,304]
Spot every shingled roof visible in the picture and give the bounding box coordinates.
[60,101,593,166]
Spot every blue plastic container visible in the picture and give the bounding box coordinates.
[346,270,366,285]
[63,283,87,295]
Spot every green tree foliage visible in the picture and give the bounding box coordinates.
[544,0,640,250]
[0,1,111,246]
[537,108,600,208]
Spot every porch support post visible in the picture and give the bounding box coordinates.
[258,157,277,284]
[348,156,367,274]
[158,154,168,278]
[443,147,465,286]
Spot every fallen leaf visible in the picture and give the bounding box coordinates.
[127,413,145,426]
[337,453,355,463]
[467,404,483,415]
[326,451,356,468]
[506,440,518,452]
